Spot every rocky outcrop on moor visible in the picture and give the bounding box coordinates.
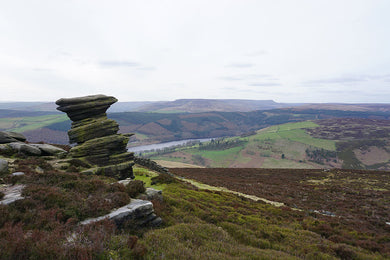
[56,94,134,179]
[80,199,162,228]
[0,131,67,157]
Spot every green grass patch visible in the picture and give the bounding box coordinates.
[278,121,319,131]
[133,132,149,141]
[133,167,167,190]
[191,146,244,167]
[145,120,341,168]
[278,129,336,151]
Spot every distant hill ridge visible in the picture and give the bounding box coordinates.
[0,99,299,113]
[2,99,390,113]
[135,99,296,113]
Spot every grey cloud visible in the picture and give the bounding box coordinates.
[225,63,255,68]
[305,76,367,84]
[219,76,244,81]
[365,74,390,80]
[245,74,276,80]
[32,68,55,72]
[99,61,141,67]
[136,66,156,71]
[244,50,268,57]
[305,74,390,85]
[219,74,277,81]
[316,89,363,94]
[248,82,281,87]
[221,86,289,95]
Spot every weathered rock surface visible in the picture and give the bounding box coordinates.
[137,187,163,201]
[145,188,163,201]
[56,94,134,179]
[56,94,117,121]
[29,144,67,156]
[0,158,8,173]
[68,118,119,144]
[0,142,67,157]
[80,199,162,228]
[134,157,171,175]
[0,184,25,205]
[8,142,42,156]
[81,161,134,180]
[0,131,26,144]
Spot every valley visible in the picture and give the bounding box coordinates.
[149,119,390,170]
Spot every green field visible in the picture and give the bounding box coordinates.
[149,121,337,168]
[253,122,336,151]
[0,114,68,133]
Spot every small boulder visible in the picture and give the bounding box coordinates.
[145,188,163,201]
[0,184,25,205]
[12,172,25,176]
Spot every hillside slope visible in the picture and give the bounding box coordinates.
[0,151,388,258]
[113,108,390,146]
[135,99,294,112]
[1,107,390,146]
[149,119,390,170]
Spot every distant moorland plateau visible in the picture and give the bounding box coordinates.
[1,99,390,171]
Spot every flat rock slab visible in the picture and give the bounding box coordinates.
[56,95,117,121]
[0,184,25,205]
[80,199,161,228]
[30,144,67,155]
[8,142,42,156]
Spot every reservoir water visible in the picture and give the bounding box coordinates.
[128,138,213,153]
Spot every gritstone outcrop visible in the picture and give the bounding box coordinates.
[56,94,134,180]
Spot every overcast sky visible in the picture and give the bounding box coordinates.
[1,0,389,103]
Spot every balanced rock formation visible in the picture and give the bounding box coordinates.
[56,94,134,179]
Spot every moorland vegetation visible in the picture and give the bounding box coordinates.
[1,153,389,259]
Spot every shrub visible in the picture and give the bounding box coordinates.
[125,180,146,198]
[14,157,53,175]
[108,183,126,193]
[0,205,9,227]
[0,146,16,157]
[332,244,357,260]
[107,192,131,208]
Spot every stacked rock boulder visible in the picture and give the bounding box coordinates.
[56,94,134,180]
